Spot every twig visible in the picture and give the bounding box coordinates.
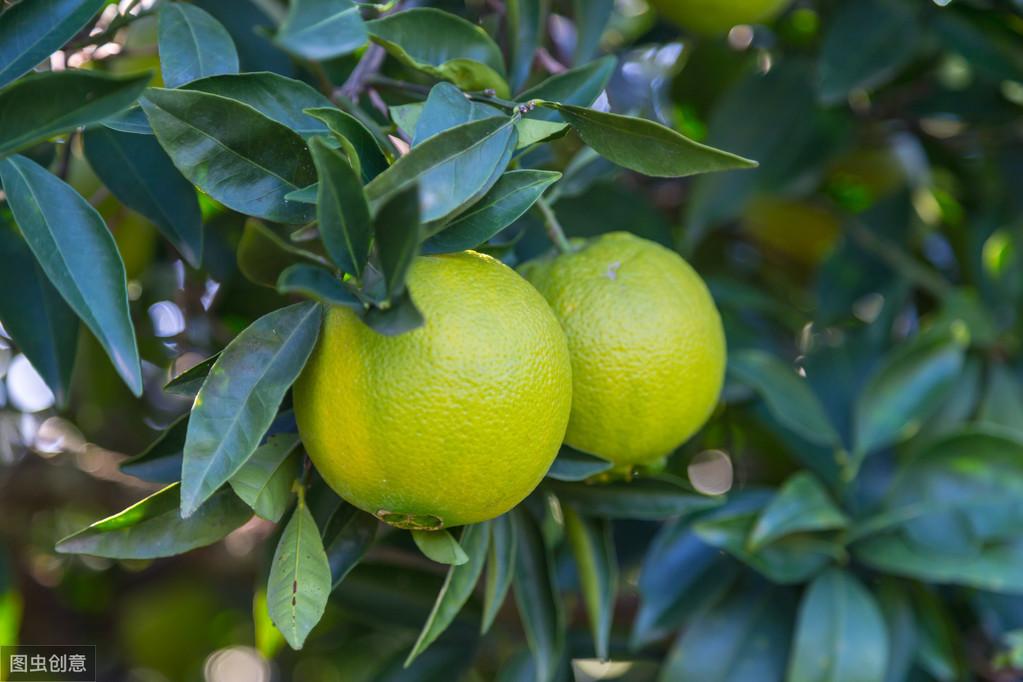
[339,43,388,100]
[534,197,573,254]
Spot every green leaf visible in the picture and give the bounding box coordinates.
[365,117,517,224]
[238,220,327,288]
[506,0,545,92]
[0,71,150,158]
[82,125,203,267]
[787,569,889,682]
[309,136,371,276]
[277,264,362,309]
[518,55,617,123]
[56,484,251,559]
[229,433,301,522]
[275,0,367,60]
[181,302,322,517]
[102,106,153,135]
[373,184,421,300]
[413,83,500,146]
[0,155,142,395]
[876,581,918,682]
[817,0,920,105]
[977,362,1023,437]
[853,330,966,458]
[512,508,564,682]
[412,529,469,566]
[361,290,424,336]
[183,72,334,137]
[305,107,390,182]
[367,8,509,97]
[728,349,841,448]
[748,472,848,551]
[423,170,560,254]
[141,88,316,223]
[563,507,616,661]
[0,220,78,408]
[158,2,239,88]
[544,446,613,482]
[0,0,106,89]
[407,523,490,665]
[119,415,187,483]
[321,502,377,588]
[660,578,794,682]
[267,498,332,649]
[482,513,516,634]
[572,0,613,65]
[542,103,757,178]
[164,353,219,397]
[546,478,720,520]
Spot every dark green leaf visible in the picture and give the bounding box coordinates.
[660,578,794,682]
[277,264,362,310]
[361,290,424,336]
[407,523,490,665]
[0,220,77,407]
[423,170,559,254]
[482,513,516,634]
[365,117,517,224]
[119,415,187,483]
[183,72,334,137]
[748,472,848,551]
[191,0,295,76]
[0,71,150,158]
[56,484,250,559]
[141,88,316,223]
[158,2,239,88]
[275,0,367,60]
[164,353,219,397]
[543,446,613,482]
[83,125,203,267]
[413,83,500,146]
[506,0,545,92]
[853,330,966,458]
[229,433,301,522]
[877,581,918,682]
[571,0,613,65]
[543,103,757,178]
[547,478,720,520]
[268,498,332,649]
[512,508,564,682]
[374,184,421,300]
[412,529,469,566]
[305,107,390,181]
[0,0,106,89]
[322,502,377,589]
[309,136,371,276]
[181,302,322,516]
[518,55,617,123]
[817,0,920,105]
[728,349,841,448]
[101,106,153,135]
[787,569,889,682]
[0,155,142,395]
[563,507,616,661]
[367,8,509,97]
[238,220,327,288]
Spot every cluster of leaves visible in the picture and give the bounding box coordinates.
[4,0,1023,680]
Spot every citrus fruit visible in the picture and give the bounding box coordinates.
[520,232,725,466]
[741,196,841,267]
[649,0,793,36]
[294,251,572,529]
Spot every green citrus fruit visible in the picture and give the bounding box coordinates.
[649,0,793,36]
[294,251,572,529]
[520,232,725,466]
[741,196,841,267]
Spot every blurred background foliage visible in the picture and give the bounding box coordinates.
[4,0,1023,680]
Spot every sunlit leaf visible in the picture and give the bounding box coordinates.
[412,529,469,566]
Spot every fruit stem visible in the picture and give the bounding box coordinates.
[535,197,574,254]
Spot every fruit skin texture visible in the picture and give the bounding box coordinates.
[521,232,725,465]
[649,0,793,36]
[294,251,572,529]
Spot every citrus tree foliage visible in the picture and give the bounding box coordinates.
[2,0,1023,680]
